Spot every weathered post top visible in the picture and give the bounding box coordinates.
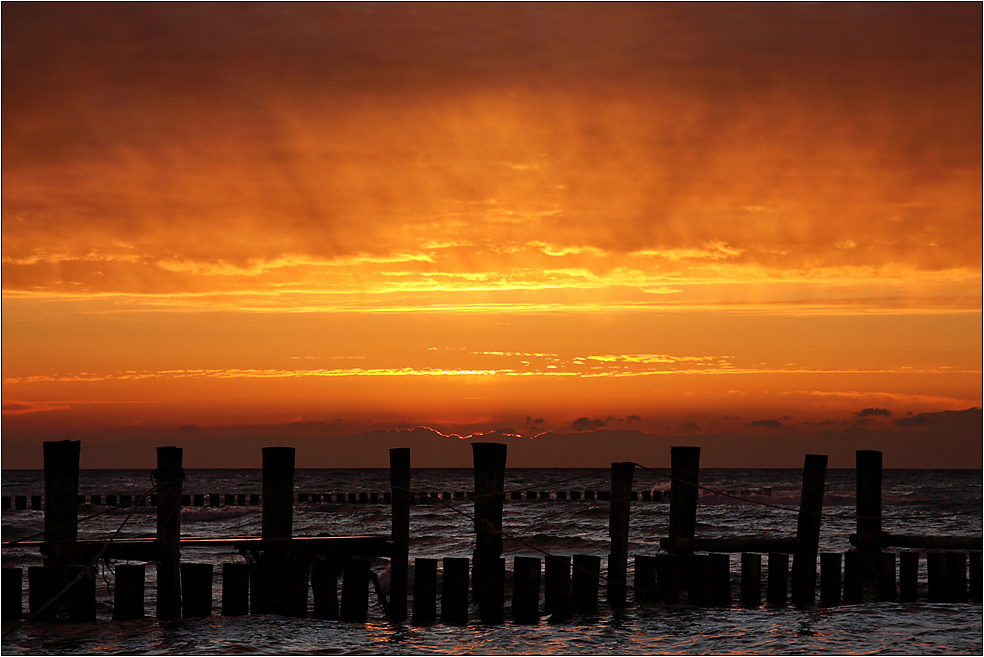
[262,446,295,540]
[668,446,700,547]
[791,453,828,606]
[43,440,81,563]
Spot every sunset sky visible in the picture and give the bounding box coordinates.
[3,3,981,469]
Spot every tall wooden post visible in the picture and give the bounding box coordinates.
[856,450,882,575]
[472,442,506,597]
[262,447,294,540]
[43,440,80,567]
[389,448,411,621]
[791,454,827,606]
[155,446,183,620]
[668,446,700,552]
[608,462,634,607]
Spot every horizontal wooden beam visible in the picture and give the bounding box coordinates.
[660,536,798,553]
[849,532,982,551]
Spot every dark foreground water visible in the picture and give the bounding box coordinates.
[2,468,982,654]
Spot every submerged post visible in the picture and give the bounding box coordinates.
[155,446,183,620]
[608,461,635,607]
[389,448,411,621]
[791,454,827,606]
[43,440,80,567]
[472,442,507,598]
[856,450,882,575]
[668,446,700,552]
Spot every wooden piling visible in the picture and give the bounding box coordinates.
[2,568,22,619]
[113,564,145,621]
[155,446,183,621]
[43,440,80,567]
[656,553,682,603]
[479,557,505,624]
[441,557,470,626]
[689,553,712,605]
[855,450,882,575]
[819,553,841,606]
[668,446,700,552]
[311,561,339,620]
[876,552,896,601]
[970,551,982,602]
[740,553,761,606]
[340,559,370,622]
[512,557,541,624]
[32,495,42,510]
[15,495,27,511]
[927,551,948,602]
[28,566,61,622]
[634,555,657,604]
[766,553,788,605]
[65,565,96,622]
[945,551,967,602]
[181,563,213,618]
[791,454,827,606]
[262,447,294,540]
[899,551,919,602]
[710,553,731,605]
[472,442,507,599]
[544,555,572,618]
[608,462,634,607]
[222,563,250,616]
[571,554,601,612]
[843,551,864,603]
[389,447,411,622]
[250,561,276,615]
[281,558,309,617]
[412,558,437,624]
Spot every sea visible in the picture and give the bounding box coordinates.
[2,467,981,655]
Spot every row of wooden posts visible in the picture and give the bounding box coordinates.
[1,442,981,624]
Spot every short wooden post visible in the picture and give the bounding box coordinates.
[479,557,505,624]
[311,561,339,620]
[791,454,827,606]
[927,551,948,602]
[28,566,61,621]
[544,555,572,619]
[113,564,145,621]
[898,551,919,602]
[843,551,863,603]
[389,448,411,621]
[689,554,712,605]
[412,558,437,624]
[634,555,657,604]
[441,557,470,626]
[340,559,370,622]
[155,446,183,620]
[222,563,250,616]
[15,496,27,511]
[969,551,982,602]
[740,553,761,606]
[819,553,841,606]
[281,558,308,617]
[656,553,682,603]
[876,552,896,601]
[181,563,213,618]
[512,557,541,624]
[32,495,42,510]
[766,553,788,605]
[668,446,700,552]
[43,440,81,568]
[250,561,277,614]
[3,568,23,619]
[66,565,96,622]
[608,462,634,607]
[472,442,507,599]
[571,554,601,612]
[710,553,731,605]
[855,450,882,576]
[945,551,967,602]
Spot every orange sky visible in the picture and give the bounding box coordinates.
[3,3,981,468]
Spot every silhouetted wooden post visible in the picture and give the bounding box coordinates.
[43,440,80,567]
[656,553,682,602]
[412,558,437,624]
[927,551,948,602]
[856,450,882,576]
[311,561,339,619]
[668,447,700,553]
[155,446,183,620]
[281,559,308,617]
[634,555,657,604]
[740,553,761,606]
[389,448,410,621]
[710,553,731,605]
[945,551,967,602]
[876,552,896,601]
[263,447,294,540]
[28,567,61,622]
[441,557,470,626]
[512,557,541,624]
[181,563,213,618]
[819,553,841,606]
[2,568,23,619]
[571,554,601,611]
[766,553,788,605]
[66,565,96,622]
[472,442,506,600]
[898,551,918,602]
[608,461,634,607]
[544,555,572,619]
[689,553,712,605]
[791,454,827,606]
[222,563,250,616]
[113,564,145,621]
[843,551,863,602]
[340,559,370,622]
[970,552,982,602]
[479,557,505,624]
